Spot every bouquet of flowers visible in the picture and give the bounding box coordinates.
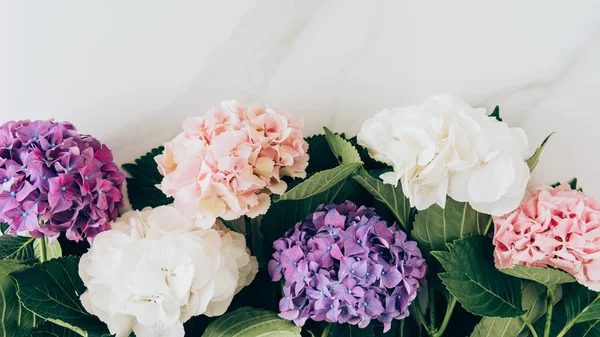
[2,95,599,337]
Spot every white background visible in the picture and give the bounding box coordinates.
[1,1,599,198]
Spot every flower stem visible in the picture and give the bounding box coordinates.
[321,323,332,337]
[543,288,556,337]
[526,321,540,337]
[414,299,435,336]
[428,284,436,331]
[244,216,252,234]
[556,324,575,337]
[244,216,254,254]
[39,236,47,262]
[433,297,457,337]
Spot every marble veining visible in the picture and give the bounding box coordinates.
[1,0,599,204]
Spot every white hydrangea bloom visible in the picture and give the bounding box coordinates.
[79,206,258,337]
[357,93,530,216]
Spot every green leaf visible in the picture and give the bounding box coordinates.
[323,127,362,165]
[278,163,361,201]
[551,178,583,192]
[0,235,61,264]
[432,235,525,317]
[490,106,502,122]
[219,218,243,234]
[499,265,575,290]
[122,146,173,210]
[566,320,600,337]
[304,134,340,175]
[347,137,389,171]
[304,132,386,173]
[0,236,36,263]
[568,177,579,191]
[469,281,547,337]
[469,317,523,337]
[201,307,301,337]
[34,238,62,261]
[11,256,110,337]
[539,283,600,337]
[0,260,36,337]
[30,322,82,337]
[526,133,554,172]
[351,168,411,230]
[522,282,549,325]
[330,323,374,337]
[261,177,370,265]
[561,283,600,325]
[412,198,491,253]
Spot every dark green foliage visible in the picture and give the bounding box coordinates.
[122,146,173,210]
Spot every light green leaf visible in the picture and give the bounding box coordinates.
[351,168,411,230]
[432,235,525,317]
[122,146,173,210]
[0,235,60,264]
[201,307,301,337]
[470,317,523,337]
[323,127,362,165]
[33,238,62,261]
[279,163,361,201]
[412,198,491,253]
[330,323,374,337]
[526,133,554,172]
[0,260,36,337]
[469,281,547,337]
[30,322,82,337]
[11,257,110,337]
[499,265,575,290]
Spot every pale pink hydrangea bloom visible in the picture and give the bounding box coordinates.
[155,101,309,228]
[493,184,600,291]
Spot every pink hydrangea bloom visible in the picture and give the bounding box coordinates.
[155,100,309,228]
[493,184,600,291]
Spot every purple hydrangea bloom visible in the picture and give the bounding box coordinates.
[0,120,125,242]
[268,201,427,332]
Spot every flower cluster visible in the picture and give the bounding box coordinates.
[155,100,309,228]
[79,205,258,337]
[268,201,426,332]
[357,93,530,216]
[0,120,124,241]
[493,184,600,291]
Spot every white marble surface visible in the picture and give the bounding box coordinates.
[1,1,599,197]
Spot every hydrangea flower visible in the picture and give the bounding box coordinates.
[357,93,530,216]
[0,120,124,241]
[493,184,600,291]
[155,100,309,228]
[268,201,426,332]
[79,205,258,337]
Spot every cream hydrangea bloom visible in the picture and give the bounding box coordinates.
[79,206,258,337]
[357,93,530,216]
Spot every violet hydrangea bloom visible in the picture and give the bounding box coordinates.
[268,201,427,332]
[0,120,125,241]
